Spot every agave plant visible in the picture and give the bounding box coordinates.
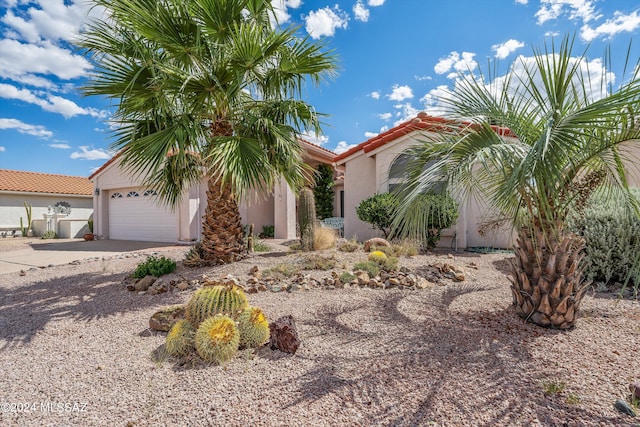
[397,35,640,329]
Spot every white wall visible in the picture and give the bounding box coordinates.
[0,192,92,236]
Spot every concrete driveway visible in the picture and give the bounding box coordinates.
[0,239,184,275]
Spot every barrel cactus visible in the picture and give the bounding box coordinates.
[195,315,240,364]
[186,284,248,327]
[237,306,270,349]
[298,187,317,251]
[368,250,388,264]
[165,319,195,357]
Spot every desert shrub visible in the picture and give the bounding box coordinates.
[263,263,301,280]
[356,193,399,238]
[395,193,459,250]
[353,261,380,278]
[339,271,356,283]
[41,230,58,239]
[382,256,399,271]
[314,226,336,250]
[338,238,360,252]
[259,225,274,238]
[569,188,640,290]
[253,240,271,252]
[133,255,176,278]
[300,254,337,270]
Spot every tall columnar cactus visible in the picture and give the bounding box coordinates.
[237,306,270,349]
[165,319,196,357]
[195,315,240,364]
[23,202,32,234]
[186,284,248,327]
[298,187,317,251]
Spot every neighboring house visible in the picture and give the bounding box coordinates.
[0,169,93,238]
[334,113,516,249]
[89,140,341,243]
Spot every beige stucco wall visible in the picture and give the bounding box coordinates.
[0,192,92,237]
[341,153,378,240]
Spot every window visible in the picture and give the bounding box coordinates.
[126,191,139,198]
[143,189,157,197]
[388,153,445,194]
[110,192,123,199]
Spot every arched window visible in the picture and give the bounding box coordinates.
[126,191,139,198]
[388,153,445,194]
[143,189,157,197]
[110,192,123,199]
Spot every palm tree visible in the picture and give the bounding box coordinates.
[79,0,337,264]
[397,36,640,329]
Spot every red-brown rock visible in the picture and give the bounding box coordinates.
[269,315,300,354]
[364,237,391,252]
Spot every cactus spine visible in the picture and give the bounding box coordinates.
[195,315,240,364]
[165,319,195,357]
[186,284,248,327]
[298,187,317,251]
[237,306,270,349]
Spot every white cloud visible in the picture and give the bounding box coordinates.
[364,131,378,139]
[387,85,414,101]
[378,112,392,121]
[392,103,420,125]
[434,51,478,76]
[0,117,53,138]
[49,143,71,149]
[515,0,528,4]
[414,75,432,81]
[304,6,349,39]
[334,141,357,154]
[271,0,303,24]
[581,11,640,42]
[493,39,525,59]
[0,39,92,82]
[368,0,385,6]
[353,1,370,22]
[0,83,107,118]
[535,0,600,25]
[299,130,329,146]
[0,146,5,152]
[545,31,561,37]
[70,146,111,161]
[370,91,381,99]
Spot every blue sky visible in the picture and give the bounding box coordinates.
[1,0,640,177]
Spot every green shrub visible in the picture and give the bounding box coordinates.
[259,225,274,238]
[338,238,360,252]
[356,193,399,238]
[263,263,301,280]
[41,230,57,239]
[339,271,356,283]
[395,193,459,250]
[569,188,640,291]
[132,255,177,278]
[300,254,337,270]
[353,261,380,278]
[314,164,335,220]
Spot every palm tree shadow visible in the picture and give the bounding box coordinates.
[0,271,183,350]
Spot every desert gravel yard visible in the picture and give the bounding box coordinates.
[0,239,639,426]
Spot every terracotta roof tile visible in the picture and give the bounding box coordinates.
[0,169,93,196]
[334,112,516,163]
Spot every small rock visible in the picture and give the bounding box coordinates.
[135,275,156,292]
[388,277,401,287]
[288,284,300,292]
[246,286,258,294]
[614,399,636,417]
[19,270,26,276]
[149,305,186,332]
[177,282,189,291]
[138,291,146,296]
[364,237,391,252]
[630,382,640,400]
[48,264,54,268]
[247,277,259,285]
[399,266,411,274]
[270,285,282,293]
[257,283,268,292]
[269,315,300,354]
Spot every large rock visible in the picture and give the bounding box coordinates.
[364,237,391,252]
[269,315,300,354]
[149,304,186,332]
[135,275,156,292]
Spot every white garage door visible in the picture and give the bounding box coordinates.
[108,189,177,243]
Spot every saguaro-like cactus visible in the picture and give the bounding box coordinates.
[298,187,316,251]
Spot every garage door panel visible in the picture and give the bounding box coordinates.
[109,189,177,242]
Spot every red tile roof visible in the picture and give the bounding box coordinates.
[334,112,515,162]
[0,169,93,196]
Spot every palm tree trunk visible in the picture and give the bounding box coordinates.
[199,177,246,264]
[509,225,589,329]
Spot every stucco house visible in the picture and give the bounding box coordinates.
[89,139,341,243]
[0,169,93,238]
[335,113,520,249]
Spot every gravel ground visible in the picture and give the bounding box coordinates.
[0,239,639,426]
